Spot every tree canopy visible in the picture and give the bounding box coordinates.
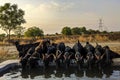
[61,26,72,35]
[24,27,44,38]
[0,33,6,41]
[71,27,81,35]
[61,26,88,35]
[80,27,87,34]
[0,3,26,41]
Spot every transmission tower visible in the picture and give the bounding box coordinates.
[99,19,103,32]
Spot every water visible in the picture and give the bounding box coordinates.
[0,66,120,80]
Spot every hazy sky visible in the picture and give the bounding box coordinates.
[0,0,120,34]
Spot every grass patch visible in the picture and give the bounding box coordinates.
[111,46,120,55]
[0,49,18,63]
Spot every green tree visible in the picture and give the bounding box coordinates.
[0,33,6,41]
[87,29,96,34]
[95,30,100,34]
[0,3,26,41]
[24,27,44,38]
[102,30,108,34]
[71,27,81,35]
[61,26,72,35]
[80,27,87,34]
[13,26,25,38]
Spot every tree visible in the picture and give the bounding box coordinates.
[61,26,72,35]
[102,30,108,34]
[0,33,6,41]
[87,29,96,34]
[13,26,25,38]
[71,27,81,35]
[0,3,26,41]
[80,27,87,34]
[55,32,59,35]
[24,27,44,38]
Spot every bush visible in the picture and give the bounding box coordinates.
[61,26,72,35]
[24,26,44,38]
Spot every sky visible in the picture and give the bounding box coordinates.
[0,0,120,34]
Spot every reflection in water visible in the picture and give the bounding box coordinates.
[1,65,120,80]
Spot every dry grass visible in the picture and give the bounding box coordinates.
[0,49,18,63]
[0,42,10,46]
[79,34,109,42]
[54,37,77,43]
[94,35,109,42]
[111,46,120,55]
[18,34,118,44]
[0,34,119,45]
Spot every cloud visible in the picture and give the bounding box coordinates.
[21,1,74,26]
[0,0,120,34]
[21,1,102,34]
[19,1,75,34]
